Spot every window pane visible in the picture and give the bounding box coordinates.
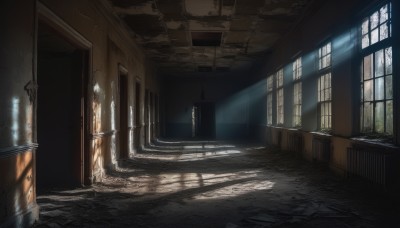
[380,4,388,22]
[375,77,384,100]
[363,102,373,132]
[386,101,393,134]
[375,49,384,77]
[364,80,373,101]
[375,102,384,133]
[326,54,331,67]
[362,34,369,49]
[327,43,331,53]
[385,75,393,99]
[363,54,372,80]
[380,24,388,41]
[370,12,379,29]
[371,28,379,45]
[385,47,392,74]
[362,19,369,35]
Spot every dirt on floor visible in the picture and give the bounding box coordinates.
[33,140,399,228]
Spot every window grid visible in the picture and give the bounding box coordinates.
[318,42,332,130]
[293,57,302,127]
[318,73,332,130]
[360,2,393,136]
[267,75,274,125]
[361,47,393,134]
[361,3,392,49]
[276,69,284,125]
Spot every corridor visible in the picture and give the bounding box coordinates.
[34,141,397,228]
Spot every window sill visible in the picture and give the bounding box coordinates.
[350,136,398,149]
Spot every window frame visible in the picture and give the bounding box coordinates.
[292,57,302,128]
[317,42,332,131]
[276,68,284,126]
[359,2,393,136]
[267,74,274,126]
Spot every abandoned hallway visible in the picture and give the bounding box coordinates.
[33,141,398,228]
[2,0,400,227]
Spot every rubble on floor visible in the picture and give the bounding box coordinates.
[33,141,398,228]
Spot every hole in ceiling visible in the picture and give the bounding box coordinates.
[198,66,213,72]
[192,32,222,46]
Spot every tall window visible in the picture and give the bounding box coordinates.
[293,57,302,127]
[360,3,393,135]
[276,69,284,125]
[267,75,274,125]
[318,42,332,130]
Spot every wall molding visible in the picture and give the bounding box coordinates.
[0,143,39,159]
[90,130,117,139]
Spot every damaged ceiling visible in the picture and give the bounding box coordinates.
[108,0,313,75]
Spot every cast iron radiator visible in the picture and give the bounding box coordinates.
[347,146,397,188]
[287,131,303,154]
[312,137,330,162]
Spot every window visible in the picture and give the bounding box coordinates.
[293,57,302,127]
[267,75,274,125]
[318,42,332,130]
[360,2,393,135]
[361,3,392,49]
[276,69,284,125]
[361,47,393,134]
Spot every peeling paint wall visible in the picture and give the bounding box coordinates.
[0,0,160,226]
[0,0,38,227]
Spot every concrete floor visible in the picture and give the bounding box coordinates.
[34,141,398,228]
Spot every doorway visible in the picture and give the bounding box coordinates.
[119,69,128,159]
[134,82,141,151]
[36,21,89,188]
[192,102,216,139]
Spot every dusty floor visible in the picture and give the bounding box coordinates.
[33,140,399,228]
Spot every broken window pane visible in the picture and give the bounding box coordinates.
[385,75,392,99]
[375,49,384,77]
[375,102,384,133]
[386,101,393,134]
[363,54,372,80]
[385,47,392,74]
[371,28,379,45]
[375,77,384,100]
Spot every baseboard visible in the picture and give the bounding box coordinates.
[1,203,39,228]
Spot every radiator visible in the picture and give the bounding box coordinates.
[347,146,396,188]
[287,132,303,154]
[312,137,330,162]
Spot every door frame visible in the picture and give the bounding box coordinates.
[36,2,93,185]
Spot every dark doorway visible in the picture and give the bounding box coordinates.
[144,90,150,145]
[192,102,216,139]
[119,70,128,159]
[134,82,141,151]
[37,22,88,189]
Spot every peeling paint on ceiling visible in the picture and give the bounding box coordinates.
[108,0,313,75]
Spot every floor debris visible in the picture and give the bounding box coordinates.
[33,141,399,228]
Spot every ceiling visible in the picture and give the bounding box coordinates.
[108,0,313,75]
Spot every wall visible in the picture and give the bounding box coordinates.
[163,74,251,140]
[249,0,400,178]
[0,0,39,226]
[0,0,160,226]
